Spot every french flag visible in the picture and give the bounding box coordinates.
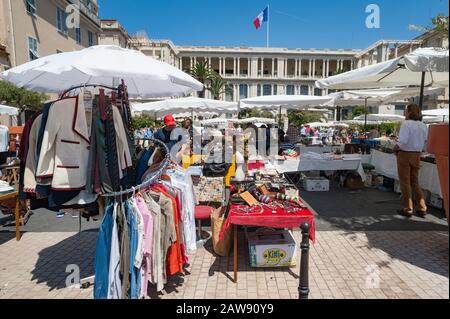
[253,7,269,30]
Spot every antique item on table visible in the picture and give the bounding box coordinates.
[234,151,246,182]
[193,176,225,203]
[240,191,259,207]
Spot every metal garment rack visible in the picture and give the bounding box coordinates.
[80,138,169,290]
[100,138,170,199]
[60,84,118,98]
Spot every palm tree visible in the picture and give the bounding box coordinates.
[188,60,213,98]
[207,74,228,100]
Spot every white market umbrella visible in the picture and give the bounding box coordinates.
[422,108,449,117]
[316,48,449,91]
[324,87,444,126]
[423,108,449,123]
[240,95,333,110]
[238,117,276,125]
[353,113,405,122]
[329,122,349,128]
[201,118,239,126]
[305,122,332,128]
[0,45,203,98]
[316,48,449,110]
[240,94,334,127]
[132,97,237,117]
[0,104,19,116]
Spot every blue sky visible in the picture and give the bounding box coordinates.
[98,0,448,49]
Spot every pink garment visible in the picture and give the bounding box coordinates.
[135,196,153,298]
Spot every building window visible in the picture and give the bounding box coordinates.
[257,85,261,96]
[225,84,234,102]
[88,31,94,47]
[273,85,278,95]
[26,0,37,15]
[86,0,93,11]
[239,84,248,99]
[286,85,295,95]
[263,84,272,96]
[300,85,309,95]
[28,36,39,61]
[57,7,68,35]
[314,88,322,96]
[76,28,82,44]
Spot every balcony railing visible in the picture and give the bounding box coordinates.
[66,0,100,26]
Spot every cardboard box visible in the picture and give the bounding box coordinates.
[303,177,330,192]
[248,230,297,268]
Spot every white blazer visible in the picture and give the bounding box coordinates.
[36,96,132,191]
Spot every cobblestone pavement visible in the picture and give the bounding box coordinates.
[0,229,448,299]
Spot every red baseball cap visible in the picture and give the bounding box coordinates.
[164,114,176,126]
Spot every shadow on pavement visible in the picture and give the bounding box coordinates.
[301,187,448,232]
[31,230,97,291]
[363,229,448,278]
[0,231,21,246]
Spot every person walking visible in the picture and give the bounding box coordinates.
[393,104,429,218]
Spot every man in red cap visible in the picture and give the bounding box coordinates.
[154,114,183,156]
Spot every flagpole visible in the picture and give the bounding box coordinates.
[267,4,270,48]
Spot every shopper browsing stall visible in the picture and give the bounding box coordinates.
[393,104,429,218]
[155,114,184,160]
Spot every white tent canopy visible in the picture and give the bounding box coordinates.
[305,122,332,128]
[325,87,445,107]
[201,118,239,126]
[238,117,276,125]
[354,113,405,122]
[132,97,238,116]
[422,108,449,117]
[0,45,203,98]
[240,95,333,110]
[316,48,449,90]
[0,104,19,116]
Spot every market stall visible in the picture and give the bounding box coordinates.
[370,149,442,197]
[275,153,366,181]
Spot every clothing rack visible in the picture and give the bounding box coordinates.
[100,137,170,198]
[60,84,119,98]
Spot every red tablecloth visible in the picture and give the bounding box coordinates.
[219,203,315,243]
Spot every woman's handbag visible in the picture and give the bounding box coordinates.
[202,162,231,177]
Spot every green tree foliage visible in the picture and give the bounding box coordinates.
[344,106,370,120]
[207,73,228,100]
[238,108,275,120]
[188,60,215,98]
[0,81,48,123]
[349,122,401,135]
[287,111,324,128]
[132,115,163,130]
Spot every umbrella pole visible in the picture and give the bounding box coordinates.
[419,71,426,110]
[278,105,282,127]
[364,98,368,133]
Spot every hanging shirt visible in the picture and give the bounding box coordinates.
[167,168,197,253]
[134,195,154,298]
[107,203,122,299]
[94,204,115,299]
[0,125,9,152]
[143,191,163,292]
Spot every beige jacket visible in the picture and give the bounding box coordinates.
[23,115,42,193]
[36,96,132,190]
